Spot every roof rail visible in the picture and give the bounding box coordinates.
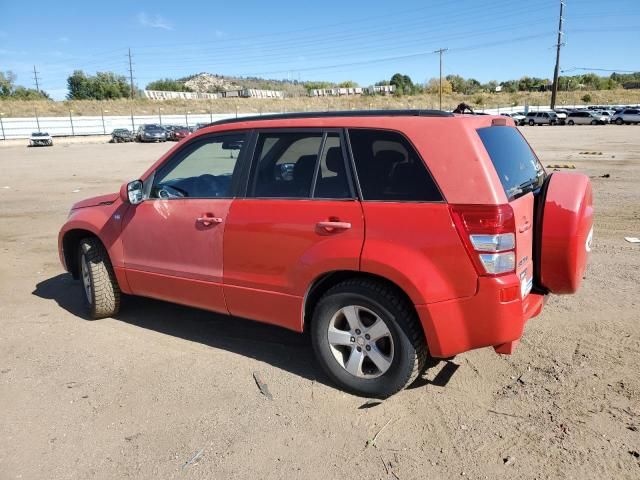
[201,109,453,128]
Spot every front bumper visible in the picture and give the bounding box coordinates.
[416,276,545,358]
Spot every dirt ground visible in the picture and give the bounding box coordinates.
[1,125,639,480]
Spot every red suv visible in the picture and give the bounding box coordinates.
[58,110,593,397]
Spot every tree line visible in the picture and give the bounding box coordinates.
[2,69,639,101]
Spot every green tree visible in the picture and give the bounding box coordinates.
[0,70,50,99]
[338,80,358,88]
[67,70,132,100]
[390,73,415,94]
[581,93,592,103]
[146,78,193,92]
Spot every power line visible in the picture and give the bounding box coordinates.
[550,0,565,109]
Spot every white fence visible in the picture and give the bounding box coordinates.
[0,113,262,140]
[1,104,635,140]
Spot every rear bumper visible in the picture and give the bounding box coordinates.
[416,276,546,358]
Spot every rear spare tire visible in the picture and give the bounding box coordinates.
[537,172,593,294]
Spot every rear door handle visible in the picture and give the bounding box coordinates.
[316,221,351,232]
[197,215,223,226]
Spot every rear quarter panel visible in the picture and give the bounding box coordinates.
[360,203,478,303]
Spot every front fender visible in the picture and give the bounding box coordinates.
[58,200,131,291]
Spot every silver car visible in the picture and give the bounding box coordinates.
[566,111,607,125]
[611,108,640,125]
[524,111,559,126]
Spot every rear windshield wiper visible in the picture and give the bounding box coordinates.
[508,175,543,199]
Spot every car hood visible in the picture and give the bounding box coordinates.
[71,192,119,210]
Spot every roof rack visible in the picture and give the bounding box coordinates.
[202,109,453,128]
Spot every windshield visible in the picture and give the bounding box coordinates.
[477,126,546,201]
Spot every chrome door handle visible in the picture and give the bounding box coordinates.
[197,216,223,226]
[317,221,351,232]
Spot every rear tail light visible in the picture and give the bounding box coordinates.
[450,204,517,276]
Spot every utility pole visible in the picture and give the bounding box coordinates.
[32,65,41,93]
[127,48,135,99]
[550,0,565,109]
[433,48,448,110]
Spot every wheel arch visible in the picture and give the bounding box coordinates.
[303,270,418,333]
[61,229,102,279]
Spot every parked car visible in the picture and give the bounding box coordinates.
[136,124,167,142]
[29,132,53,147]
[165,125,191,141]
[553,109,568,125]
[524,111,559,126]
[611,108,640,125]
[593,111,612,123]
[566,111,608,125]
[58,110,593,398]
[110,128,134,143]
[501,112,525,126]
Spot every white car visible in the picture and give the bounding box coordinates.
[611,108,640,125]
[29,132,53,147]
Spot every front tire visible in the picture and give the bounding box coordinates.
[615,118,623,125]
[568,120,575,125]
[311,279,427,398]
[529,119,535,126]
[78,238,120,319]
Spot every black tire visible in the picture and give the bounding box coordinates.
[615,118,623,125]
[311,279,427,398]
[568,120,574,125]
[591,120,597,125]
[78,237,120,319]
[528,119,535,126]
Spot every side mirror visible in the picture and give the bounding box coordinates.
[120,180,144,205]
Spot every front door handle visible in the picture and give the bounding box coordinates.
[197,215,223,227]
[316,221,351,233]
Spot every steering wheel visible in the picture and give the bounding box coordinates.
[157,184,187,199]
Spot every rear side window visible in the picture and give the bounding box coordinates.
[348,129,442,202]
[477,126,545,200]
[249,132,322,198]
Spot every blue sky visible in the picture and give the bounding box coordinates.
[1,0,639,100]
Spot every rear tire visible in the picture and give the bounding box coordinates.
[78,237,120,319]
[311,279,427,398]
[591,120,597,125]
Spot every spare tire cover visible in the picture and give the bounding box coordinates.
[540,172,593,294]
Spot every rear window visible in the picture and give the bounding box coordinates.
[477,126,545,200]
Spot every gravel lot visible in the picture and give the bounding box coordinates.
[1,126,639,479]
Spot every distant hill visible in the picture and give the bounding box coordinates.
[179,72,309,96]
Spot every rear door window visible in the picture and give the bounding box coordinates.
[348,129,442,202]
[477,126,545,200]
[249,132,322,198]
